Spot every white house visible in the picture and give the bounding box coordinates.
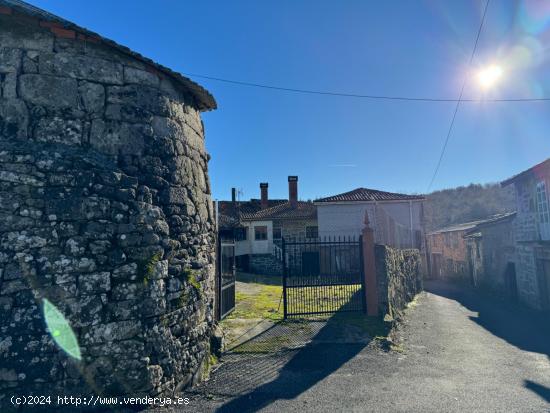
[218,177,317,275]
[314,188,425,249]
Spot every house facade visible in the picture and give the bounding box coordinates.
[218,176,317,275]
[314,188,425,249]
[464,213,517,296]
[427,221,481,280]
[502,158,550,310]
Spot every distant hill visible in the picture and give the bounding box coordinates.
[424,183,516,232]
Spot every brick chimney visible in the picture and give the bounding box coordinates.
[260,183,269,209]
[231,187,236,203]
[288,176,298,208]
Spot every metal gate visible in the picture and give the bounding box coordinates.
[217,236,236,320]
[282,236,366,318]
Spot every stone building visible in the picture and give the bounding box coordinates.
[426,221,480,280]
[0,0,219,405]
[464,213,517,296]
[502,159,550,310]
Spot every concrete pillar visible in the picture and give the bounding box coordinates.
[362,211,379,316]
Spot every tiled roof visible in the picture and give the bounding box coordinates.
[501,158,550,187]
[315,187,424,203]
[464,212,517,235]
[428,213,516,236]
[241,201,317,221]
[0,0,216,111]
[217,199,287,228]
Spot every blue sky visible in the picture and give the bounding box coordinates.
[30,0,550,201]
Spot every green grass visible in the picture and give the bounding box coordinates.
[227,282,284,321]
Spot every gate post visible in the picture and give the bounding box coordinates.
[282,237,288,319]
[362,212,379,316]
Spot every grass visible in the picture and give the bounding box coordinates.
[228,282,283,321]
[222,273,392,353]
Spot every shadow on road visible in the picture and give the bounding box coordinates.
[524,380,550,403]
[200,288,389,413]
[215,319,370,413]
[425,280,550,359]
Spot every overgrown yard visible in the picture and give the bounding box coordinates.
[220,273,390,351]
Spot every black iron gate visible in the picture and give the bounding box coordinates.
[217,236,236,320]
[282,236,366,318]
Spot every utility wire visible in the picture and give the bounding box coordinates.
[184,72,550,102]
[427,0,491,192]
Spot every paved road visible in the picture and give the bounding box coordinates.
[163,281,550,413]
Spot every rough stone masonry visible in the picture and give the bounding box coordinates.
[0,3,219,408]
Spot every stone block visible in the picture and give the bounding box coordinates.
[0,99,28,139]
[34,116,82,145]
[78,272,111,295]
[1,72,17,98]
[78,81,104,116]
[89,119,149,156]
[123,66,159,87]
[39,52,123,84]
[19,74,78,108]
[0,48,22,72]
[0,16,54,51]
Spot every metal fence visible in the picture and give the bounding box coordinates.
[282,236,366,318]
[217,236,236,320]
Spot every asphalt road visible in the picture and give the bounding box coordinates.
[160,280,550,413]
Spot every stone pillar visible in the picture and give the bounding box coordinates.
[362,211,379,316]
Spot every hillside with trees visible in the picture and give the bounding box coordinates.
[424,183,516,232]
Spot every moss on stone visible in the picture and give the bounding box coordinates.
[183,268,203,298]
[138,252,162,286]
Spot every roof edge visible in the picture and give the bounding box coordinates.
[1,0,217,111]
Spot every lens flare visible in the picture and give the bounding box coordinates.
[43,298,82,360]
[477,65,503,89]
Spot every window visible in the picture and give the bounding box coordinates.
[254,226,268,240]
[536,180,550,240]
[444,233,451,248]
[536,181,550,224]
[235,227,247,241]
[273,227,282,239]
[306,226,318,239]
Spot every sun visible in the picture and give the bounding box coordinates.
[477,65,503,89]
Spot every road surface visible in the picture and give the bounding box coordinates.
[159,281,550,413]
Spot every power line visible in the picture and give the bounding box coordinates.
[184,72,550,102]
[427,0,491,192]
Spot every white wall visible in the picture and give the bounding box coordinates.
[235,220,273,256]
[317,201,423,240]
[317,203,376,239]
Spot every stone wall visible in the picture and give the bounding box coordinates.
[508,175,546,309]
[0,11,217,407]
[248,254,283,276]
[375,245,422,319]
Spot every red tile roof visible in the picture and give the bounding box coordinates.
[241,201,317,221]
[217,199,287,228]
[315,188,424,203]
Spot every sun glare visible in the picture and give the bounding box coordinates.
[477,65,503,89]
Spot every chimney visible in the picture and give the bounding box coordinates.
[288,176,298,208]
[260,183,269,209]
[231,187,236,203]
